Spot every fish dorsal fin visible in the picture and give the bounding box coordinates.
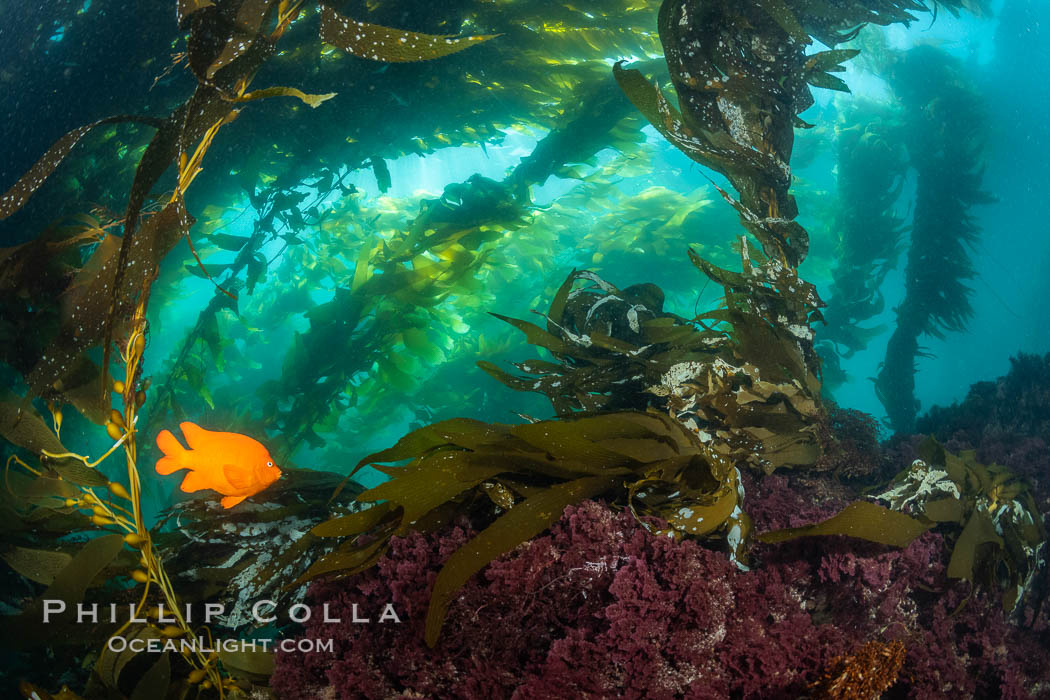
[223,463,254,490]
[180,421,210,449]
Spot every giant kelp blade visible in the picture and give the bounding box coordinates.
[545,269,578,335]
[756,501,929,546]
[312,501,398,538]
[489,313,572,354]
[177,0,214,25]
[9,534,124,648]
[613,64,700,159]
[351,418,505,472]
[0,397,66,455]
[806,71,851,93]
[96,625,164,690]
[203,0,280,79]
[613,63,773,186]
[48,459,109,488]
[757,0,811,44]
[946,509,1003,582]
[320,7,499,62]
[218,644,274,681]
[5,470,80,510]
[128,652,170,700]
[510,417,648,471]
[25,195,191,403]
[54,357,108,425]
[291,536,389,587]
[424,474,619,647]
[1,546,73,586]
[360,459,506,529]
[659,471,739,537]
[0,116,160,220]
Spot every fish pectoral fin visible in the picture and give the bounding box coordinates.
[179,470,210,493]
[222,463,255,491]
[221,495,247,509]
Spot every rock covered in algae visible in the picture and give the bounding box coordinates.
[271,497,1050,699]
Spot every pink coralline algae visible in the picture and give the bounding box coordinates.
[271,495,1050,699]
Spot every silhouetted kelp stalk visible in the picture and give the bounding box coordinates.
[819,103,909,389]
[876,46,993,434]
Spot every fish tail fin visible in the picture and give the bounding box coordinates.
[155,429,187,475]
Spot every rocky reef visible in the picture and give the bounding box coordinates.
[272,491,1050,699]
[270,353,1050,699]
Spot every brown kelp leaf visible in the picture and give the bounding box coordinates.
[320,7,498,63]
[97,625,164,689]
[923,496,964,523]
[359,418,507,465]
[947,509,1003,582]
[659,469,739,537]
[488,313,572,355]
[219,646,274,679]
[54,357,108,425]
[129,652,170,700]
[201,0,279,79]
[12,533,124,647]
[805,49,861,73]
[361,459,506,528]
[371,156,392,193]
[208,233,252,251]
[177,0,215,25]
[6,471,80,508]
[756,0,811,45]
[48,458,109,487]
[511,419,640,472]
[424,474,619,647]
[613,63,774,186]
[292,536,389,586]
[0,116,161,220]
[236,86,337,108]
[26,195,192,403]
[0,398,65,454]
[806,71,851,93]
[1,546,73,585]
[757,501,929,547]
[312,502,399,538]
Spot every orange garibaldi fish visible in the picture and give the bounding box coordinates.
[155,422,282,509]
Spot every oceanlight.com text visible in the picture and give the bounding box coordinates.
[107,636,335,654]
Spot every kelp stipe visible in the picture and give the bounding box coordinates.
[1,300,225,696]
[819,103,908,389]
[876,46,993,433]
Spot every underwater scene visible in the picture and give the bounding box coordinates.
[1,0,1049,697]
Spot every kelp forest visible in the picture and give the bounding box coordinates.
[2,0,1050,698]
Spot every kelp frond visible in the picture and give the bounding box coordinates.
[305,408,749,647]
